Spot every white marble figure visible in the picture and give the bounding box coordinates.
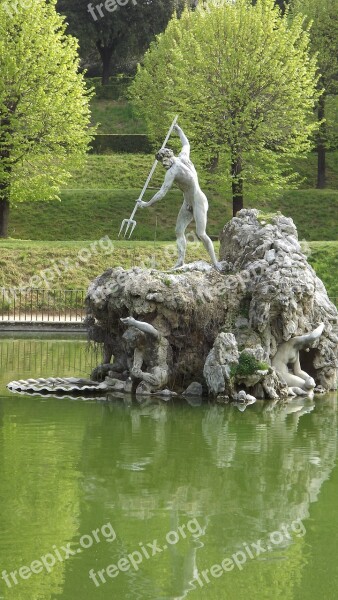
[137,123,220,270]
[272,323,324,395]
[120,317,169,393]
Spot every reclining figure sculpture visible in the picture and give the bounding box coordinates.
[272,323,324,395]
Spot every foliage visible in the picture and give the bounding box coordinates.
[230,352,270,379]
[0,0,93,226]
[130,0,320,208]
[273,0,290,11]
[57,0,192,84]
[291,0,338,168]
[291,0,338,96]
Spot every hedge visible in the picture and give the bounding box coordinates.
[86,76,133,101]
[90,134,153,154]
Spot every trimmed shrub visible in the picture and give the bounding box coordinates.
[86,76,133,100]
[90,134,153,154]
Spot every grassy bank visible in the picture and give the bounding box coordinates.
[64,151,338,192]
[0,240,337,302]
[308,242,338,302]
[90,100,145,134]
[8,186,338,242]
[5,144,337,241]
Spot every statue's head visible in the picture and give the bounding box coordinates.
[156,148,175,170]
[122,327,145,350]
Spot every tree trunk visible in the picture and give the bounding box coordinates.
[0,110,13,238]
[0,195,9,238]
[231,156,244,216]
[317,93,326,189]
[96,42,114,86]
[207,154,219,173]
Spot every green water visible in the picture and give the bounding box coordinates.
[0,336,337,600]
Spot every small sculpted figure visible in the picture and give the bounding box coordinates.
[137,123,220,270]
[272,323,324,394]
[120,317,170,393]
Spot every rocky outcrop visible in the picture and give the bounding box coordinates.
[218,210,338,391]
[85,210,338,399]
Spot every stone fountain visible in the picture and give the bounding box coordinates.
[7,121,338,403]
[84,209,337,402]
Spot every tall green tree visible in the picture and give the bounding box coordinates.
[0,0,93,238]
[130,0,319,215]
[292,0,338,188]
[253,0,290,12]
[57,0,191,85]
[274,0,290,11]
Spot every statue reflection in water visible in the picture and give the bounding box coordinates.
[97,392,337,599]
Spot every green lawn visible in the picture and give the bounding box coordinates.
[0,239,337,302]
[63,154,165,190]
[0,240,216,291]
[64,151,338,192]
[308,241,338,302]
[8,185,338,242]
[90,99,146,134]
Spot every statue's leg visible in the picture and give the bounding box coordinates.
[194,198,219,267]
[174,203,194,268]
[293,356,315,388]
[281,372,311,389]
[140,367,168,388]
[131,367,168,391]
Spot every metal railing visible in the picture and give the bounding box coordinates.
[0,288,86,323]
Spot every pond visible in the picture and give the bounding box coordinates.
[0,335,337,600]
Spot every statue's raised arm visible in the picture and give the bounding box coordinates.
[120,317,160,339]
[175,124,190,159]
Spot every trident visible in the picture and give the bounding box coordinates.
[118,114,178,239]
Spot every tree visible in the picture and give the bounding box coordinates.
[253,0,290,12]
[291,0,338,188]
[130,0,319,215]
[0,0,93,238]
[57,0,191,85]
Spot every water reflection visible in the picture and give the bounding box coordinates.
[0,337,337,600]
[77,394,337,600]
[0,335,99,385]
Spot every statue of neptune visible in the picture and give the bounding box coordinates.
[137,124,220,270]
